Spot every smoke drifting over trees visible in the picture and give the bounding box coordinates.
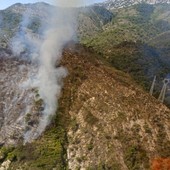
[11,0,81,142]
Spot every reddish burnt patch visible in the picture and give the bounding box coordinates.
[151,158,170,170]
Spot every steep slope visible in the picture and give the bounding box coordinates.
[0,2,170,170]
[0,3,113,48]
[0,52,49,145]
[0,55,34,145]
[149,31,170,48]
[91,41,170,92]
[63,44,170,169]
[82,3,170,107]
[78,6,113,40]
[1,44,169,169]
[82,3,170,46]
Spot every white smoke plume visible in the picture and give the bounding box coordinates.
[11,11,41,61]
[11,1,82,143]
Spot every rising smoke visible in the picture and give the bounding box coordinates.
[11,0,81,143]
[11,11,41,61]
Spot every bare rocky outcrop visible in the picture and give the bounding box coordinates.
[0,44,170,169]
[0,160,11,170]
[0,1,170,169]
[61,45,170,169]
[98,0,170,9]
[0,52,43,145]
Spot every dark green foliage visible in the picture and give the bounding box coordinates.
[81,6,113,27]
[4,90,71,170]
[25,113,32,122]
[34,98,43,107]
[143,124,152,134]
[71,118,79,132]
[83,9,170,106]
[90,6,113,25]
[1,11,21,27]
[128,3,155,24]
[27,17,41,33]
[109,41,170,91]
[84,109,99,125]
[0,2,170,169]
[78,5,114,40]
[87,142,93,151]
[124,145,149,170]
[154,20,170,32]
[156,123,170,157]
[0,146,15,163]
[8,124,67,170]
[83,3,170,95]
[136,3,154,19]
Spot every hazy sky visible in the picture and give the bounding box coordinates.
[0,0,105,9]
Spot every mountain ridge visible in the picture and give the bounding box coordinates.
[82,2,170,107]
[97,0,170,9]
[0,43,169,169]
[0,2,170,169]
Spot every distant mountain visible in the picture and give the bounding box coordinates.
[78,6,113,39]
[0,2,170,169]
[0,2,170,98]
[0,2,113,48]
[98,0,170,9]
[82,2,170,106]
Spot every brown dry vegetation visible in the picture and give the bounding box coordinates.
[151,158,170,170]
[0,44,170,169]
[61,44,170,169]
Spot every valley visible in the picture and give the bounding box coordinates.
[0,1,170,169]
